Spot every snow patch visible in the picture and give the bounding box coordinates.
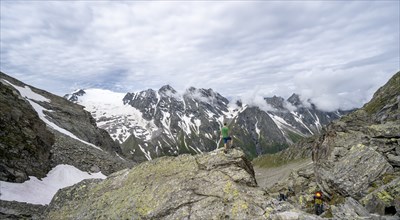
[180,115,193,135]
[194,119,201,135]
[116,153,126,161]
[255,119,260,139]
[269,114,295,131]
[138,144,152,161]
[291,111,314,135]
[0,164,106,205]
[3,80,50,102]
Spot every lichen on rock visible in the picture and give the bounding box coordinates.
[44,149,315,219]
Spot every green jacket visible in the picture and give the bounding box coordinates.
[221,126,229,138]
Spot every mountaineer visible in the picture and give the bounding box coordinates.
[220,122,233,153]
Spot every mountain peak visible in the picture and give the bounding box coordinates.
[287,93,301,106]
[158,85,178,97]
[64,89,86,102]
[264,95,285,110]
[73,89,86,96]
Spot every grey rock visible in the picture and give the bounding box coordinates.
[387,154,400,167]
[0,200,46,220]
[44,149,314,219]
[50,130,131,175]
[332,197,371,219]
[0,76,54,182]
[316,144,393,199]
[361,177,400,216]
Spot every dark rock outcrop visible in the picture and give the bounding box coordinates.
[0,200,46,220]
[0,79,54,182]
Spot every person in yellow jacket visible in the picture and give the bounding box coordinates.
[313,191,324,215]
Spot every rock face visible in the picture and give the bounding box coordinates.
[65,86,347,162]
[0,72,132,179]
[313,72,399,197]
[233,107,288,156]
[361,177,400,216]
[45,149,318,220]
[0,78,54,182]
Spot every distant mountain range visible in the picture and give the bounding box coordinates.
[65,85,352,162]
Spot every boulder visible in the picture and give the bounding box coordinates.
[315,144,393,199]
[361,177,400,216]
[387,154,400,167]
[0,200,46,220]
[331,197,370,219]
[45,149,315,219]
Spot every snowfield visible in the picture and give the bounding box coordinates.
[0,164,106,205]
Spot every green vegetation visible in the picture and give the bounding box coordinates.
[382,173,396,184]
[263,142,289,154]
[252,153,304,168]
[287,130,305,143]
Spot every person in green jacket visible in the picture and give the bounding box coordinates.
[220,122,232,153]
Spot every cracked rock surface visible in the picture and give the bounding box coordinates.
[44,149,316,219]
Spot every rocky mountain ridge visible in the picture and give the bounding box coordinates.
[65,85,349,162]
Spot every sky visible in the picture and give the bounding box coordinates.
[1,1,399,111]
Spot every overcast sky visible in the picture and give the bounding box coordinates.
[1,1,399,111]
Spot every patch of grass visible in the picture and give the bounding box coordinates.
[287,130,305,143]
[329,193,345,206]
[382,174,396,184]
[364,71,399,115]
[252,153,304,168]
[252,154,285,168]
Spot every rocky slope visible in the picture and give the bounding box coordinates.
[65,85,347,162]
[263,71,400,218]
[313,71,400,216]
[0,72,132,181]
[44,149,320,220]
[0,82,54,182]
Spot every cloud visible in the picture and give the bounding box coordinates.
[0,1,398,111]
[239,87,275,112]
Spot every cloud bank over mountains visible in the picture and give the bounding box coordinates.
[0,1,398,111]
